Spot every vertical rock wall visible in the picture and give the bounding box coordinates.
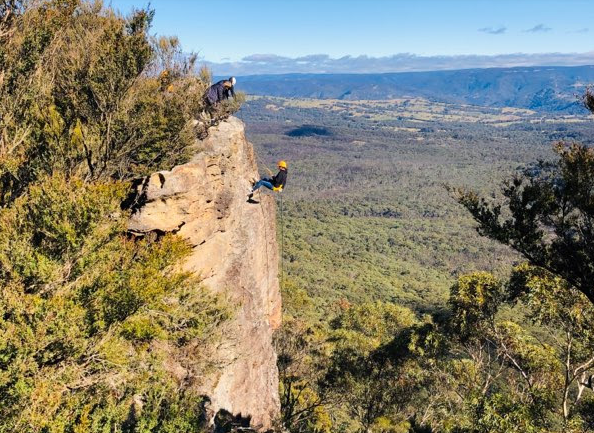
[128,117,282,430]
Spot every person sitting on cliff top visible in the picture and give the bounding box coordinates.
[248,161,288,199]
[205,76,236,106]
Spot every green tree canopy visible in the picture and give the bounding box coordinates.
[454,142,594,305]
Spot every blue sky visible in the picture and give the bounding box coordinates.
[108,0,594,74]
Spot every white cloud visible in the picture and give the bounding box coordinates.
[478,26,506,35]
[202,52,594,76]
[525,24,552,33]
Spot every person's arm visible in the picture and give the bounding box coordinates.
[230,86,235,98]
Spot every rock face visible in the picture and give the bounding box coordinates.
[128,117,282,430]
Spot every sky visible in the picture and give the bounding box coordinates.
[108,0,594,75]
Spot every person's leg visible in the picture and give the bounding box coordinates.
[252,180,274,192]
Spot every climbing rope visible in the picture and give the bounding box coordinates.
[256,189,285,289]
[279,193,285,288]
[254,152,274,177]
[253,203,272,291]
[252,152,285,287]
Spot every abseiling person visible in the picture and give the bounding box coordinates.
[249,161,288,199]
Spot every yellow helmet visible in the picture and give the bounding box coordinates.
[277,160,287,169]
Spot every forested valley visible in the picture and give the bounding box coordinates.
[239,95,594,432]
[2,1,594,432]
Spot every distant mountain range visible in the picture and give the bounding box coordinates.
[234,65,594,113]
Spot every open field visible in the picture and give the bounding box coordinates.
[250,95,590,126]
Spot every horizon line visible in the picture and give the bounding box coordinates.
[203,51,594,76]
[211,63,594,78]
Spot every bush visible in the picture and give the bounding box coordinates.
[0,1,237,430]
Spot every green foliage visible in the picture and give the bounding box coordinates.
[330,302,417,350]
[0,174,231,432]
[471,392,550,433]
[508,264,594,422]
[325,302,422,432]
[449,272,502,340]
[0,0,237,206]
[275,298,431,433]
[448,134,594,430]
[0,1,238,431]
[431,269,594,432]
[455,142,594,305]
[275,285,333,433]
[575,395,594,431]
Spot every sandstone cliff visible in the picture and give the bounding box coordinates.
[128,117,282,430]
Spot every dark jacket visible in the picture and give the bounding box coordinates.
[271,169,287,189]
[206,80,235,105]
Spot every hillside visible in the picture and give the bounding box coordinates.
[235,65,594,113]
[239,95,594,432]
[238,95,593,311]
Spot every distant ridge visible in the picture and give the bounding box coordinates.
[233,65,594,113]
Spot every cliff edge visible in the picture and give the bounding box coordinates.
[128,116,282,430]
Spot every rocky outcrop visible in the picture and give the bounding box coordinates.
[128,117,282,430]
